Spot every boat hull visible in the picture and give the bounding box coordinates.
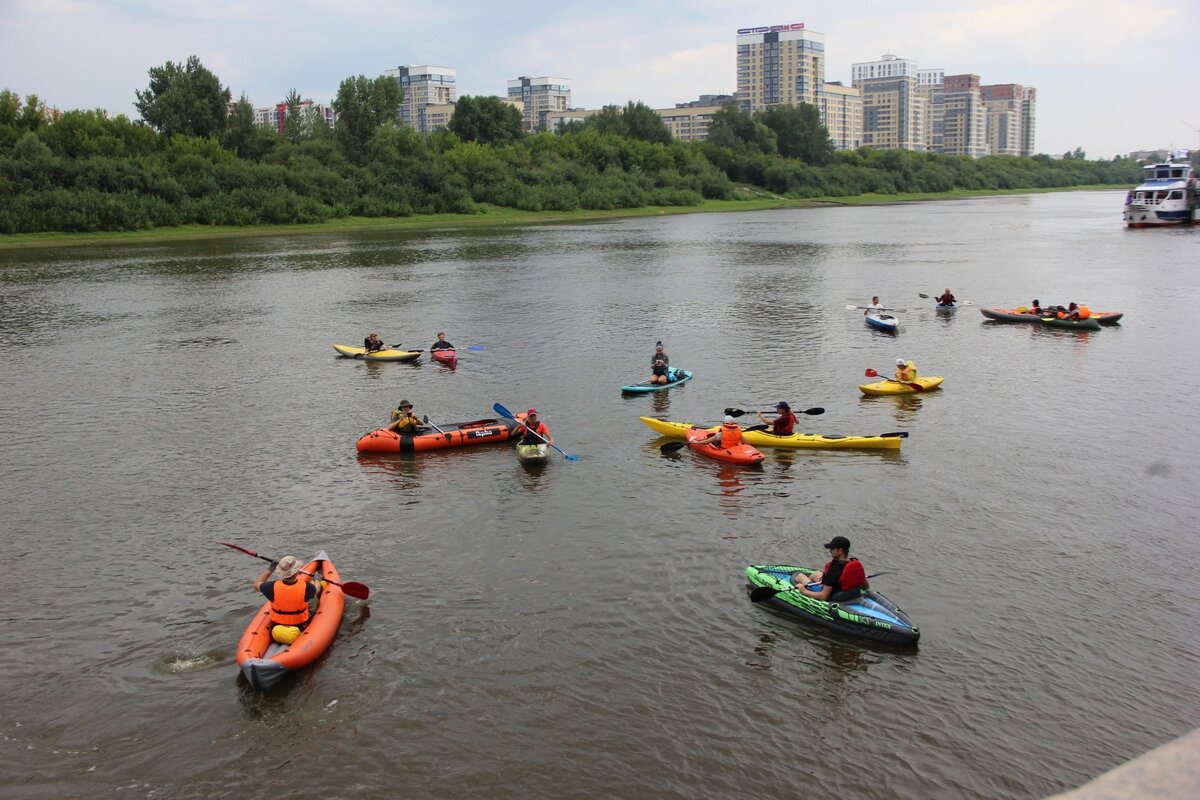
[864,313,899,333]
[685,426,764,466]
[356,418,518,453]
[746,565,919,646]
[236,551,346,690]
[859,376,944,396]
[431,348,458,366]
[333,344,421,362]
[1040,316,1101,331]
[516,443,550,464]
[981,307,1122,325]
[621,368,693,394]
[639,417,904,450]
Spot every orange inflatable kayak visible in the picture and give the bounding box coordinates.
[356,417,519,454]
[685,426,765,466]
[236,551,345,690]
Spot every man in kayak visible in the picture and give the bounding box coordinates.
[1024,299,1043,315]
[791,536,869,601]
[895,358,917,382]
[756,402,796,435]
[253,555,322,639]
[430,332,454,350]
[364,332,387,353]
[517,409,553,445]
[692,416,743,448]
[864,296,884,315]
[935,288,955,305]
[386,400,425,434]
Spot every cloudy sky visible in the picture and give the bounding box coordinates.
[2,0,1197,157]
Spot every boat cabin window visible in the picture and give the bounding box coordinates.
[1155,169,1170,178]
[1168,190,1183,199]
[1170,168,1185,178]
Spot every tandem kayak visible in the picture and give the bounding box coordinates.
[1040,316,1102,331]
[865,313,899,333]
[640,417,906,451]
[431,348,458,367]
[516,443,550,465]
[859,376,944,396]
[333,344,422,362]
[356,418,519,453]
[745,564,919,646]
[236,551,346,690]
[621,368,693,394]
[685,426,764,466]
[980,308,1123,325]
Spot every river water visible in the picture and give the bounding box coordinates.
[1,191,1197,799]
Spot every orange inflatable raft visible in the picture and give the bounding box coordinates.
[237,551,345,691]
[356,417,520,454]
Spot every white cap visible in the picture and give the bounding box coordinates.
[723,415,735,424]
[896,358,906,366]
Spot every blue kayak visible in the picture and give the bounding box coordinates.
[621,368,693,394]
[936,303,956,313]
[865,313,899,333]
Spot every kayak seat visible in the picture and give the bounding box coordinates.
[829,588,867,604]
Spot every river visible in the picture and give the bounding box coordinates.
[1,190,1197,799]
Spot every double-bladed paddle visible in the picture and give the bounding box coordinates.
[846,304,906,312]
[220,542,370,599]
[864,368,924,392]
[493,403,580,461]
[724,407,824,417]
[749,572,890,603]
[919,293,973,305]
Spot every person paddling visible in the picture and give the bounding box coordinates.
[935,288,955,305]
[692,416,743,448]
[517,409,553,445]
[864,296,884,316]
[895,358,917,382]
[791,536,869,602]
[430,332,454,351]
[756,402,797,436]
[363,332,387,353]
[253,556,322,643]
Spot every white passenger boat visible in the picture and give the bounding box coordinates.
[1122,154,1198,227]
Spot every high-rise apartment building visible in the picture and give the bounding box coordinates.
[735,23,826,112]
[384,65,457,133]
[917,69,945,153]
[851,54,927,151]
[980,83,1023,156]
[818,82,862,151]
[1019,86,1037,156]
[507,76,571,133]
[941,74,988,157]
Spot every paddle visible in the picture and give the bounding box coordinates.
[919,293,973,305]
[492,403,580,461]
[422,415,447,435]
[749,572,890,603]
[864,368,924,392]
[467,345,484,351]
[219,542,370,600]
[724,407,824,417]
[846,305,906,312]
[660,441,689,454]
[354,345,421,359]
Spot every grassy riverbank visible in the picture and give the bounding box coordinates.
[0,184,1125,250]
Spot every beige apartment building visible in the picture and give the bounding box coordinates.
[735,23,826,111]
[818,82,862,151]
[851,54,928,151]
[942,74,988,157]
[507,76,571,133]
[383,65,457,133]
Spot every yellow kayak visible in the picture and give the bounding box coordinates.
[859,376,944,396]
[639,417,906,450]
[333,344,422,362]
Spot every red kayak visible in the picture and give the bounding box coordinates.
[685,426,765,466]
[431,348,457,367]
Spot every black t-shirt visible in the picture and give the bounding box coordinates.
[364,338,384,352]
[652,362,669,376]
[431,341,454,350]
[650,352,669,366]
[822,560,847,593]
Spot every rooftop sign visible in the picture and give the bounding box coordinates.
[737,23,805,34]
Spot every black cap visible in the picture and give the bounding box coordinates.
[822,535,851,551]
[775,401,790,410]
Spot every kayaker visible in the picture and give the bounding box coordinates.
[1060,302,1091,320]
[693,416,743,448]
[895,358,917,382]
[253,555,321,631]
[650,357,670,385]
[430,332,454,350]
[791,536,869,601]
[935,288,955,305]
[864,296,884,315]
[1025,299,1043,315]
[363,332,386,353]
[756,402,796,435]
[518,409,553,445]
[386,400,425,433]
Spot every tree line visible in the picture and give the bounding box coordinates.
[0,56,1142,235]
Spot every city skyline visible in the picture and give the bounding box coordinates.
[2,1,1196,158]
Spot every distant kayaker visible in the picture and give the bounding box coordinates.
[756,402,797,436]
[864,296,884,315]
[935,288,955,305]
[1059,302,1091,320]
[1025,299,1043,315]
[364,332,387,352]
[895,358,917,382]
[253,555,321,634]
[386,400,424,433]
[518,409,553,445]
[430,332,454,351]
[791,536,869,601]
[693,416,743,448]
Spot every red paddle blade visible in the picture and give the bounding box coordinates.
[340,581,370,600]
[864,369,879,377]
[219,542,259,558]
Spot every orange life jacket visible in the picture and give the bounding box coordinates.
[1078,305,1091,319]
[720,423,742,447]
[269,578,310,626]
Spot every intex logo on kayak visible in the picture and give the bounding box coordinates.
[468,429,500,438]
[737,23,805,34]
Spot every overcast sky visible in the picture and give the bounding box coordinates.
[2,0,1197,157]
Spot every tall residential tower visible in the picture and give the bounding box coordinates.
[735,23,826,112]
[384,65,457,133]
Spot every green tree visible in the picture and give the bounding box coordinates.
[704,104,776,155]
[448,95,524,146]
[134,55,230,138]
[621,101,671,144]
[332,74,403,162]
[222,94,258,155]
[756,103,832,164]
[282,88,305,144]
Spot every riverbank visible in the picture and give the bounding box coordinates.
[0,184,1124,250]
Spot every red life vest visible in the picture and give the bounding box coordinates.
[269,579,310,626]
[774,413,796,436]
[720,422,742,447]
[1078,305,1091,320]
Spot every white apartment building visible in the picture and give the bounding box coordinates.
[507,76,571,133]
[384,65,457,133]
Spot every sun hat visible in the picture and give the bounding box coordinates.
[275,555,303,579]
[822,536,851,551]
[896,358,906,366]
[398,400,413,409]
